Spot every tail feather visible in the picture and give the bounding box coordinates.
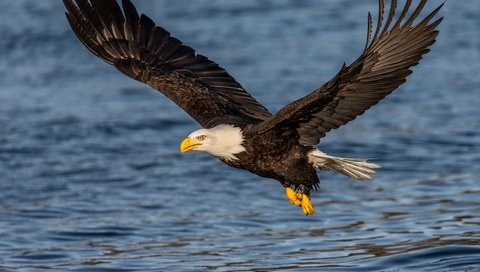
[308,149,381,180]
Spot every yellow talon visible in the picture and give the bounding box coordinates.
[300,194,314,215]
[285,187,302,206]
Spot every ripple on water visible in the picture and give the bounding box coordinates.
[368,246,480,272]
[49,226,138,241]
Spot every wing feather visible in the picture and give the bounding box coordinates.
[257,0,443,145]
[64,0,271,127]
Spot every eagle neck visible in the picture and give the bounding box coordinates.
[207,125,246,161]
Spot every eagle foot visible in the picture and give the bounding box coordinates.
[285,187,302,206]
[301,194,314,215]
[285,187,315,215]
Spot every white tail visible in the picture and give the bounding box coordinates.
[308,149,381,181]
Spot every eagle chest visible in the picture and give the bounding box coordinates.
[242,132,300,167]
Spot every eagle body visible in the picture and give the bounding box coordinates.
[63,0,443,215]
[226,126,318,191]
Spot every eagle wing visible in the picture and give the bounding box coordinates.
[63,0,272,127]
[257,0,443,145]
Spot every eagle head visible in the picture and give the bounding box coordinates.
[180,125,246,161]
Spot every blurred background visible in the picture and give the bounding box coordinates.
[1,0,479,271]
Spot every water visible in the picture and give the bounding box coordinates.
[1,0,479,271]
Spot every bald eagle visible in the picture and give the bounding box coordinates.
[63,0,443,215]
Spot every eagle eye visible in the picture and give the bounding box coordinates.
[196,135,206,141]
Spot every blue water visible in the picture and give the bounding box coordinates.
[1,0,479,271]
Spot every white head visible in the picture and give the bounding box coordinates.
[180,125,246,161]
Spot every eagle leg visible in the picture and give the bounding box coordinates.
[284,185,315,215]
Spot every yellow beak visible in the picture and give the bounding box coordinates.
[180,137,201,153]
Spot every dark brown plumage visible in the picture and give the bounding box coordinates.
[63,0,443,215]
[63,0,272,127]
[257,0,443,145]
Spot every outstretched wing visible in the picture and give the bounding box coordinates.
[63,0,272,127]
[258,0,443,145]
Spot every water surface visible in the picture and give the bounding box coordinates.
[1,0,479,271]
